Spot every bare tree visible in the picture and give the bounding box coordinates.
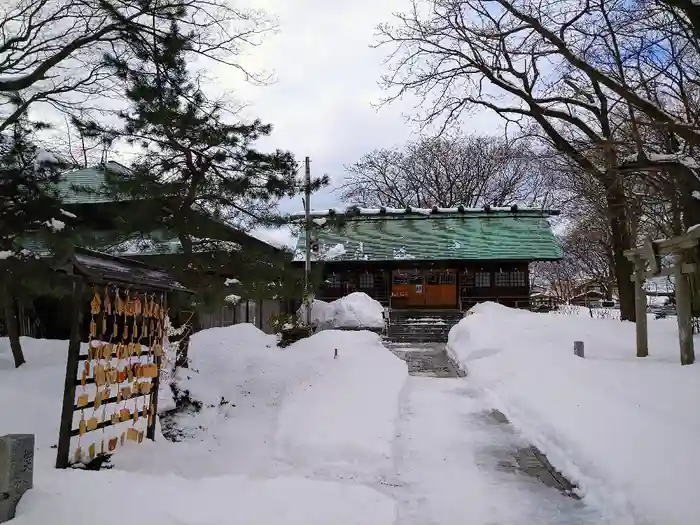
[338,134,557,208]
[0,0,274,131]
[374,0,700,320]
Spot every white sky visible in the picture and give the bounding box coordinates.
[226,0,504,247]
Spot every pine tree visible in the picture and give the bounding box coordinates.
[98,20,325,304]
[0,111,73,366]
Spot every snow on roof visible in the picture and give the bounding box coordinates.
[290,205,560,219]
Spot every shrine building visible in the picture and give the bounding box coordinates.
[293,206,562,310]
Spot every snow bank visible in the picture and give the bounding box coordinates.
[169,324,406,480]
[14,470,395,525]
[448,302,700,524]
[0,337,71,466]
[277,330,406,469]
[298,292,385,329]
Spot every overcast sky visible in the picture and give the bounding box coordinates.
[224,0,504,247]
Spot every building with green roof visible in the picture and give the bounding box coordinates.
[293,205,562,310]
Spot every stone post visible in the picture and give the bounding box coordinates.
[0,434,34,523]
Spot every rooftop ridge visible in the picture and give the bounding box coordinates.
[290,205,559,220]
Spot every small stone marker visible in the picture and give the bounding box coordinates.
[573,341,585,358]
[0,434,34,523]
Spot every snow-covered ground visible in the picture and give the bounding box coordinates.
[393,376,604,525]
[448,302,700,524]
[1,327,405,524]
[2,302,697,524]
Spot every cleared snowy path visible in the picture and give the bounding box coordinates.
[390,347,607,525]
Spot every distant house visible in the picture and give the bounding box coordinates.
[292,206,562,311]
[568,278,618,307]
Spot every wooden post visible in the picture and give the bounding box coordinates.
[56,279,84,468]
[633,259,649,357]
[673,254,695,365]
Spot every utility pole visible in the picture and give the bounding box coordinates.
[304,156,312,327]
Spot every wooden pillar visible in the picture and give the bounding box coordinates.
[674,254,695,365]
[632,259,649,357]
[56,279,85,468]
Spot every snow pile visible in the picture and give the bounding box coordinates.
[44,218,65,231]
[297,298,334,326]
[276,330,405,469]
[447,302,700,524]
[168,324,406,479]
[324,242,346,259]
[298,292,385,329]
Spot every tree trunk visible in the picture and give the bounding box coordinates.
[2,282,25,367]
[606,183,636,321]
[677,169,700,317]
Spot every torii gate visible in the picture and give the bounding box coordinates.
[624,229,699,365]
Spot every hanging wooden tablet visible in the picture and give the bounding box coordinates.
[108,437,118,452]
[120,432,125,446]
[81,370,87,387]
[74,447,82,463]
[154,343,163,357]
[89,318,97,338]
[127,364,134,382]
[110,412,120,425]
[125,292,135,318]
[123,323,129,341]
[120,408,131,422]
[76,393,89,408]
[95,365,106,386]
[100,439,105,455]
[90,289,101,315]
[104,287,112,315]
[102,314,107,336]
[120,385,132,400]
[127,428,139,442]
[88,443,96,459]
[94,391,102,409]
[79,418,86,436]
[132,318,138,339]
[116,289,124,316]
[88,346,96,361]
[118,368,126,384]
[106,367,116,385]
[86,417,98,431]
[134,294,142,317]
[113,319,119,338]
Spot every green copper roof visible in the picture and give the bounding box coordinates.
[53,162,132,204]
[293,210,562,262]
